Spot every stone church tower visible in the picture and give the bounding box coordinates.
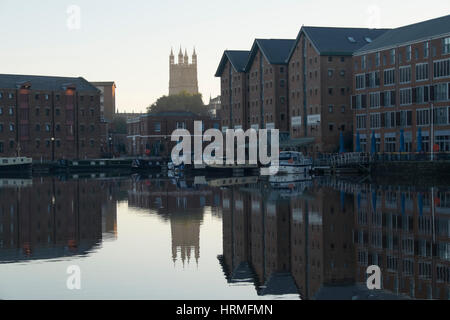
[169,48,199,96]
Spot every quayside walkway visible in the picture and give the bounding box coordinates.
[313,152,450,176]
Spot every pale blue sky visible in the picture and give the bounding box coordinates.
[0,0,449,112]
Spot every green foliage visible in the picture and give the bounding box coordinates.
[147,91,211,116]
[111,117,127,134]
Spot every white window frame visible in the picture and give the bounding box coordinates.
[417,108,431,126]
[416,63,429,82]
[399,65,411,84]
[384,68,396,86]
[434,58,450,79]
[356,74,365,90]
[370,113,381,129]
[400,88,412,106]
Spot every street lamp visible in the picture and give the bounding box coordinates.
[51,137,55,162]
[109,136,113,157]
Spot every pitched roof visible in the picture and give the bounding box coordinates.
[91,81,116,87]
[0,74,99,92]
[287,27,390,60]
[215,50,250,77]
[245,39,296,71]
[355,14,450,55]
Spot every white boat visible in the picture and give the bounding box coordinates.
[269,173,312,185]
[266,152,313,175]
[0,157,32,173]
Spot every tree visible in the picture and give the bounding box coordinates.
[111,117,127,134]
[147,91,211,116]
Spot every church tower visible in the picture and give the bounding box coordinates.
[169,47,199,96]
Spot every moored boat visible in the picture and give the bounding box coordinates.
[131,159,164,172]
[269,173,312,187]
[268,151,313,175]
[0,157,32,173]
[56,159,133,172]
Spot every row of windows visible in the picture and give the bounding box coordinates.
[358,38,450,71]
[0,107,96,117]
[356,61,449,91]
[0,123,95,133]
[357,107,450,129]
[358,134,450,153]
[248,66,285,79]
[0,92,97,102]
[0,139,96,153]
[353,83,450,109]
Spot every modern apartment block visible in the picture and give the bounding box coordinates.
[0,74,103,160]
[352,15,450,153]
[215,50,249,131]
[287,27,389,154]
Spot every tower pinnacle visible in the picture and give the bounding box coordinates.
[170,48,174,64]
[192,47,197,65]
[184,49,189,64]
[178,47,183,64]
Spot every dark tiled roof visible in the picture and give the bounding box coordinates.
[91,81,116,87]
[0,74,99,92]
[289,27,390,59]
[215,50,250,77]
[144,111,214,118]
[149,111,199,117]
[356,14,450,54]
[245,39,296,71]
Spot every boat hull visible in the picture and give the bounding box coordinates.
[277,164,312,175]
[0,157,32,175]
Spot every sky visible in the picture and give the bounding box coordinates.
[0,0,449,113]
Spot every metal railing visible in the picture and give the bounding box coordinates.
[314,152,450,168]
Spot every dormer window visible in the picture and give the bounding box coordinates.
[365,37,372,43]
[348,37,356,43]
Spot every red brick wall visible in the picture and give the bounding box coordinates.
[0,88,102,160]
[353,36,450,153]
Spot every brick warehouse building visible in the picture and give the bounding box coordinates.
[215,40,295,133]
[352,15,450,154]
[287,27,389,155]
[246,39,294,132]
[215,50,249,131]
[127,111,220,157]
[215,32,391,156]
[0,74,104,160]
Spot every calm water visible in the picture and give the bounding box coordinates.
[0,174,449,300]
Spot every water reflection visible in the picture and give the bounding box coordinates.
[0,174,448,300]
[127,177,222,267]
[218,178,450,299]
[0,177,119,263]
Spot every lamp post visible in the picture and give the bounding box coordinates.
[431,103,434,161]
[109,136,113,157]
[51,137,55,162]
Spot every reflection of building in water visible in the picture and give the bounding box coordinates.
[127,178,222,266]
[352,185,450,300]
[219,180,449,299]
[0,178,118,263]
[219,182,356,299]
[171,216,200,266]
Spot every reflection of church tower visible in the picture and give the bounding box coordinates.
[171,216,201,267]
[169,47,199,96]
